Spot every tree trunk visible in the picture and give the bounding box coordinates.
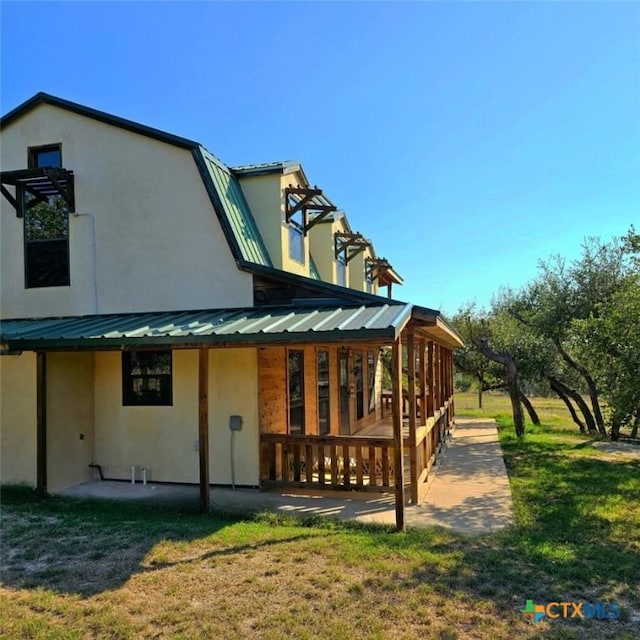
[552,337,606,436]
[520,392,540,425]
[478,338,525,437]
[477,371,484,409]
[548,376,597,433]
[548,377,586,433]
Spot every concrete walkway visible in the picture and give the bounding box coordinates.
[408,417,515,533]
[60,418,514,535]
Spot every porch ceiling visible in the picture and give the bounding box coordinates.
[0,302,413,351]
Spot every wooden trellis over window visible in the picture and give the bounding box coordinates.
[1,168,75,218]
[366,257,403,297]
[334,231,371,263]
[365,257,393,283]
[285,185,337,234]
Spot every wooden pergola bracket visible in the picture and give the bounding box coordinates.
[1,168,75,218]
[285,185,337,234]
[334,231,371,263]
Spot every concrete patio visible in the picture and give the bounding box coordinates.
[59,417,514,535]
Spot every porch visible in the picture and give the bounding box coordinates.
[260,399,454,505]
[58,417,513,533]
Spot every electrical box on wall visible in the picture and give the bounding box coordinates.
[229,415,243,431]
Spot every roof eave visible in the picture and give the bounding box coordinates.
[1,92,200,150]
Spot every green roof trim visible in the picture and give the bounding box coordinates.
[1,303,412,351]
[194,148,272,267]
[1,92,199,149]
[232,161,302,177]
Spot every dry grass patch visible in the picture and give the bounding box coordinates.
[1,395,638,639]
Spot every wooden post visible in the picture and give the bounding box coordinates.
[36,352,47,496]
[419,337,426,426]
[198,348,210,513]
[407,330,418,505]
[391,338,405,532]
[427,341,434,417]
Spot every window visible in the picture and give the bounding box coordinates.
[365,273,373,294]
[29,145,62,169]
[288,222,305,263]
[355,352,364,420]
[317,350,330,435]
[336,256,346,287]
[367,351,376,413]
[122,351,173,406]
[288,350,305,433]
[24,144,70,288]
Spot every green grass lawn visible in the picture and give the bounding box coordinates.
[1,393,638,639]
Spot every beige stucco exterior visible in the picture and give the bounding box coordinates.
[349,245,377,294]
[93,348,259,488]
[47,353,95,492]
[237,170,312,278]
[1,347,260,490]
[0,103,253,319]
[308,215,378,292]
[308,221,335,282]
[0,352,37,486]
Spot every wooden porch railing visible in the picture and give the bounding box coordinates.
[260,395,455,499]
[412,399,453,503]
[260,434,398,492]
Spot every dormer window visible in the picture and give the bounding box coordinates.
[365,271,373,294]
[337,255,347,287]
[288,220,305,264]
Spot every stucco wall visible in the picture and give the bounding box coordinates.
[0,352,37,486]
[93,348,259,486]
[237,171,312,277]
[47,352,95,492]
[350,246,378,294]
[237,174,284,268]
[308,222,335,283]
[0,103,253,319]
[94,350,199,483]
[208,348,259,486]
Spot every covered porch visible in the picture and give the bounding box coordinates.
[259,329,458,511]
[1,300,462,531]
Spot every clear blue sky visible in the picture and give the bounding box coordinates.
[2,1,638,315]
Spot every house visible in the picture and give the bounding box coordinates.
[0,93,462,527]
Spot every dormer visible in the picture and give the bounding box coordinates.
[233,162,337,278]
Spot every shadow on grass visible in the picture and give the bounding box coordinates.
[0,485,325,597]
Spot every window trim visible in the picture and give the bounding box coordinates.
[287,349,305,434]
[317,349,330,435]
[28,143,63,169]
[355,351,364,421]
[336,255,347,287]
[122,350,173,407]
[288,220,306,264]
[367,351,376,414]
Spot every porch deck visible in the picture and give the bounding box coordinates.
[58,419,514,534]
[260,400,454,502]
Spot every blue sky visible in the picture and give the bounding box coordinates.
[2,1,638,315]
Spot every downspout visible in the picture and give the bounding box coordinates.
[71,212,99,313]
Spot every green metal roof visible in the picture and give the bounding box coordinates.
[231,161,302,177]
[1,303,412,351]
[196,149,272,267]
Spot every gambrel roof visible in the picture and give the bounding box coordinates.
[0,93,463,348]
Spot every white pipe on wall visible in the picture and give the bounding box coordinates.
[71,212,99,313]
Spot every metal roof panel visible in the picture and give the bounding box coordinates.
[1,303,413,350]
